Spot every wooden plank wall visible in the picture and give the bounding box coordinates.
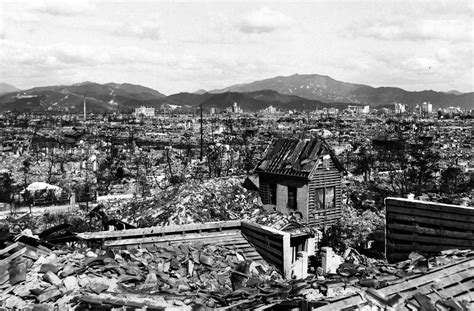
[240,221,292,279]
[308,168,342,227]
[258,177,271,205]
[78,220,242,241]
[385,198,474,263]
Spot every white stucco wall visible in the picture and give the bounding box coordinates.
[274,183,309,221]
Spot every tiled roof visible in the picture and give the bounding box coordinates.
[255,138,340,177]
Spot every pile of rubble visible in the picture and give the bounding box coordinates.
[0,241,288,310]
[103,176,296,228]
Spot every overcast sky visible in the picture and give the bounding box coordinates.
[0,0,472,94]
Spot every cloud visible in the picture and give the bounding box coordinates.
[239,8,293,34]
[28,0,91,16]
[5,12,40,23]
[400,57,439,73]
[354,18,472,43]
[435,48,451,63]
[0,41,112,71]
[111,21,161,40]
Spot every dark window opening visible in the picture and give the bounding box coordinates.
[316,188,324,209]
[315,186,336,209]
[326,187,335,209]
[269,183,277,205]
[288,186,297,209]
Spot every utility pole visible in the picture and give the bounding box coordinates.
[200,103,203,161]
[83,96,86,123]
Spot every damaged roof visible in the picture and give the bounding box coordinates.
[255,138,344,178]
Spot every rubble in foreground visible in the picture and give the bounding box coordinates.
[1,241,283,310]
[1,232,472,310]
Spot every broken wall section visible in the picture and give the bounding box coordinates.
[241,220,292,279]
[385,198,474,263]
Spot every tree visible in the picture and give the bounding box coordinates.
[440,166,468,195]
[0,171,13,204]
[242,146,258,174]
[319,203,385,258]
[373,138,440,196]
[206,144,224,178]
[21,158,31,187]
[353,145,375,182]
[45,152,64,184]
[407,141,440,194]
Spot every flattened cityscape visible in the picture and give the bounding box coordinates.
[0,0,473,310]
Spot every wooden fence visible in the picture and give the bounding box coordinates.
[385,198,474,263]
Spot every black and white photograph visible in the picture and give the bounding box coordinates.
[0,0,473,309]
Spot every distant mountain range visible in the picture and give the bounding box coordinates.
[211,74,473,109]
[0,82,180,113]
[169,90,358,113]
[444,90,464,95]
[0,83,20,95]
[0,74,472,113]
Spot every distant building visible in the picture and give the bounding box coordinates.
[326,108,339,116]
[262,105,277,114]
[313,108,339,118]
[209,107,218,115]
[394,102,406,114]
[421,101,433,114]
[445,106,462,114]
[134,106,155,117]
[226,102,243,114]
[348,105,370,115]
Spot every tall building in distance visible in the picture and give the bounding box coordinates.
[421,101,433,114]
[394,102,406,114]
[134,106,155,117]
[261,105,277,114]
[347,105,370,115]
[226,102,243,114]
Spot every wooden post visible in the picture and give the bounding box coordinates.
[282,232,292,279]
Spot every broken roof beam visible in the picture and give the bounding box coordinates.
[314,257,473,310]
[104,230,242,247]
[0,242,19,256]
[379,258,473,297]
[0,247,26,266]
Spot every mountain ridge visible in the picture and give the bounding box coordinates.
[1,76,472,113]
[0,83,20,95]
[211,74,473,109]
[0,82,174,113]
[169,89,363,112]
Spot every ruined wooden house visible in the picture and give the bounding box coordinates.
[254,138,345,228]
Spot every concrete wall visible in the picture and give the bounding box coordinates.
[297,184,309,221]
